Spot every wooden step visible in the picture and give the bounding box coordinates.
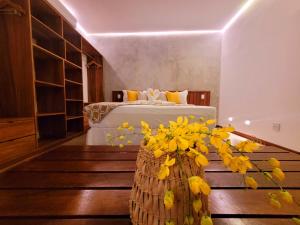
[13,160,137,172]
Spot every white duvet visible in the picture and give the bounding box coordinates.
[87,104,216,145]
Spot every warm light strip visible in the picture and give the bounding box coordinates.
[222,0,255,32]
[88,30,221,37]
[59,0,255,37]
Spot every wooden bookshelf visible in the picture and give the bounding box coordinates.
[30,0,84,144]
[0,0,103,169]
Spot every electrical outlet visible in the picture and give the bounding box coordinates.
[272,123,281,132]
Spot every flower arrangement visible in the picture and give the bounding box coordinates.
[107,116,299,225]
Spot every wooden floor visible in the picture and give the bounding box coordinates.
[0,145,299,225]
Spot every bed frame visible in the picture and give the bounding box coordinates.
[112,90,211,106]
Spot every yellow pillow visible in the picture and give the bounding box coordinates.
[166,91,180,104]
[127,90,138,101]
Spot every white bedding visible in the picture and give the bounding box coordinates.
[87,104,216,145]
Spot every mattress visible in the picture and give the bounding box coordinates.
[89,104,216,128]
[87,104,216,145]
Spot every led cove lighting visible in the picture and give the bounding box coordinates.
[59,0,255,37]
[244,120,251,126]
[222,0,255,32]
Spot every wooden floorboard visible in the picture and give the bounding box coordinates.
[1,144,299,224]
[13,161,137,172]
[1,171,300,189]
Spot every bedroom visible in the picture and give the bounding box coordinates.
[0,0,300,224]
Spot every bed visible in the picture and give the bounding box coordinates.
[85,94,216,145]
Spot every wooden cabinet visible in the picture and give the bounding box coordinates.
[0,0,103,169]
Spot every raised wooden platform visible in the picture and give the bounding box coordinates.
[0,145,299,225]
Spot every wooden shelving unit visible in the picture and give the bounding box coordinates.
[30,0,84,143]
[0,0,103,169]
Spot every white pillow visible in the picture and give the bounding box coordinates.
[157,91,167,101]
[122,90,128,101]
[146,88,160,101]
[138,91,148,100]
[179,90,188,104]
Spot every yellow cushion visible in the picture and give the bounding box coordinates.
[166,91,180,104]
[127,90,138,101]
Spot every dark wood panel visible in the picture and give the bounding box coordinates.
[0,0,35,117]
[0,190,129,216]
[207,160,300,172]
[56,145,139,152]
[0,117,35,142]
[36,151,138,161]
[213,218,296,225]
[2,171,300,189]
[0,172,134,189]
[210,189,300,215]
[0,189,299,217]
[13,160,137,172]
[0,218,294,225]
[206,172,300,188]
[0,219,131,225]
[0,135,36,169]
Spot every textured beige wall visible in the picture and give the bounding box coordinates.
[93,34,222,107]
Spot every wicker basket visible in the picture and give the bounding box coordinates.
[129,145,209,225]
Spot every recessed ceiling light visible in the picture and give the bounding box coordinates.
[228,117,234,122]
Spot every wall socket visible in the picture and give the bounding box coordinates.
[272,123,281,132]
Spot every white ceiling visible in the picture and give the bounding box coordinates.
[60,0,246,34]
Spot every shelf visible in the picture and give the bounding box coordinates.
[37,115,66,140]
[66,42,82,67]
[67,117,83,133]
[67,116,83,120]
[35,80,64,88]
[31,16,63,40]
[66,99,83,102]
[37,112,65,117]
[66,101,83,117]
[63,20,81,49]
[65,59,82,69]
[36,86,65,114]
[33,44,64,61]
[31,0,62,35]
[32,15,65,58]
[65,79,82,86]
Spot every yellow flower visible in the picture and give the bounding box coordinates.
[117,126,123,131]
[121,122,129,128]
[201,215,213,225]
[195,154,209,167]
[292,218,300,225]
[119,135,125,140]
[177,116,183,124]
[188,176,211,195]
[127,140,133,145]
[119,144,124,148]
[206,119,216,125]
[263,172,273,181]
[189,115,195,119]
[268,158,280,168]
[199,144,209,154]
[269,198,281,208]
[236,141,258,152]
[158,155,176,180]
[158,165,169,180]
[184,215,194,225]
[128,126,135,131]
[272,168,285,181]
[164,190,174,209]
[280,190,293,204]
[245,176,258,189]
[165,220,175,225]
[192,199,202,213]
[169,138,177,152]
[154,149,164,158]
